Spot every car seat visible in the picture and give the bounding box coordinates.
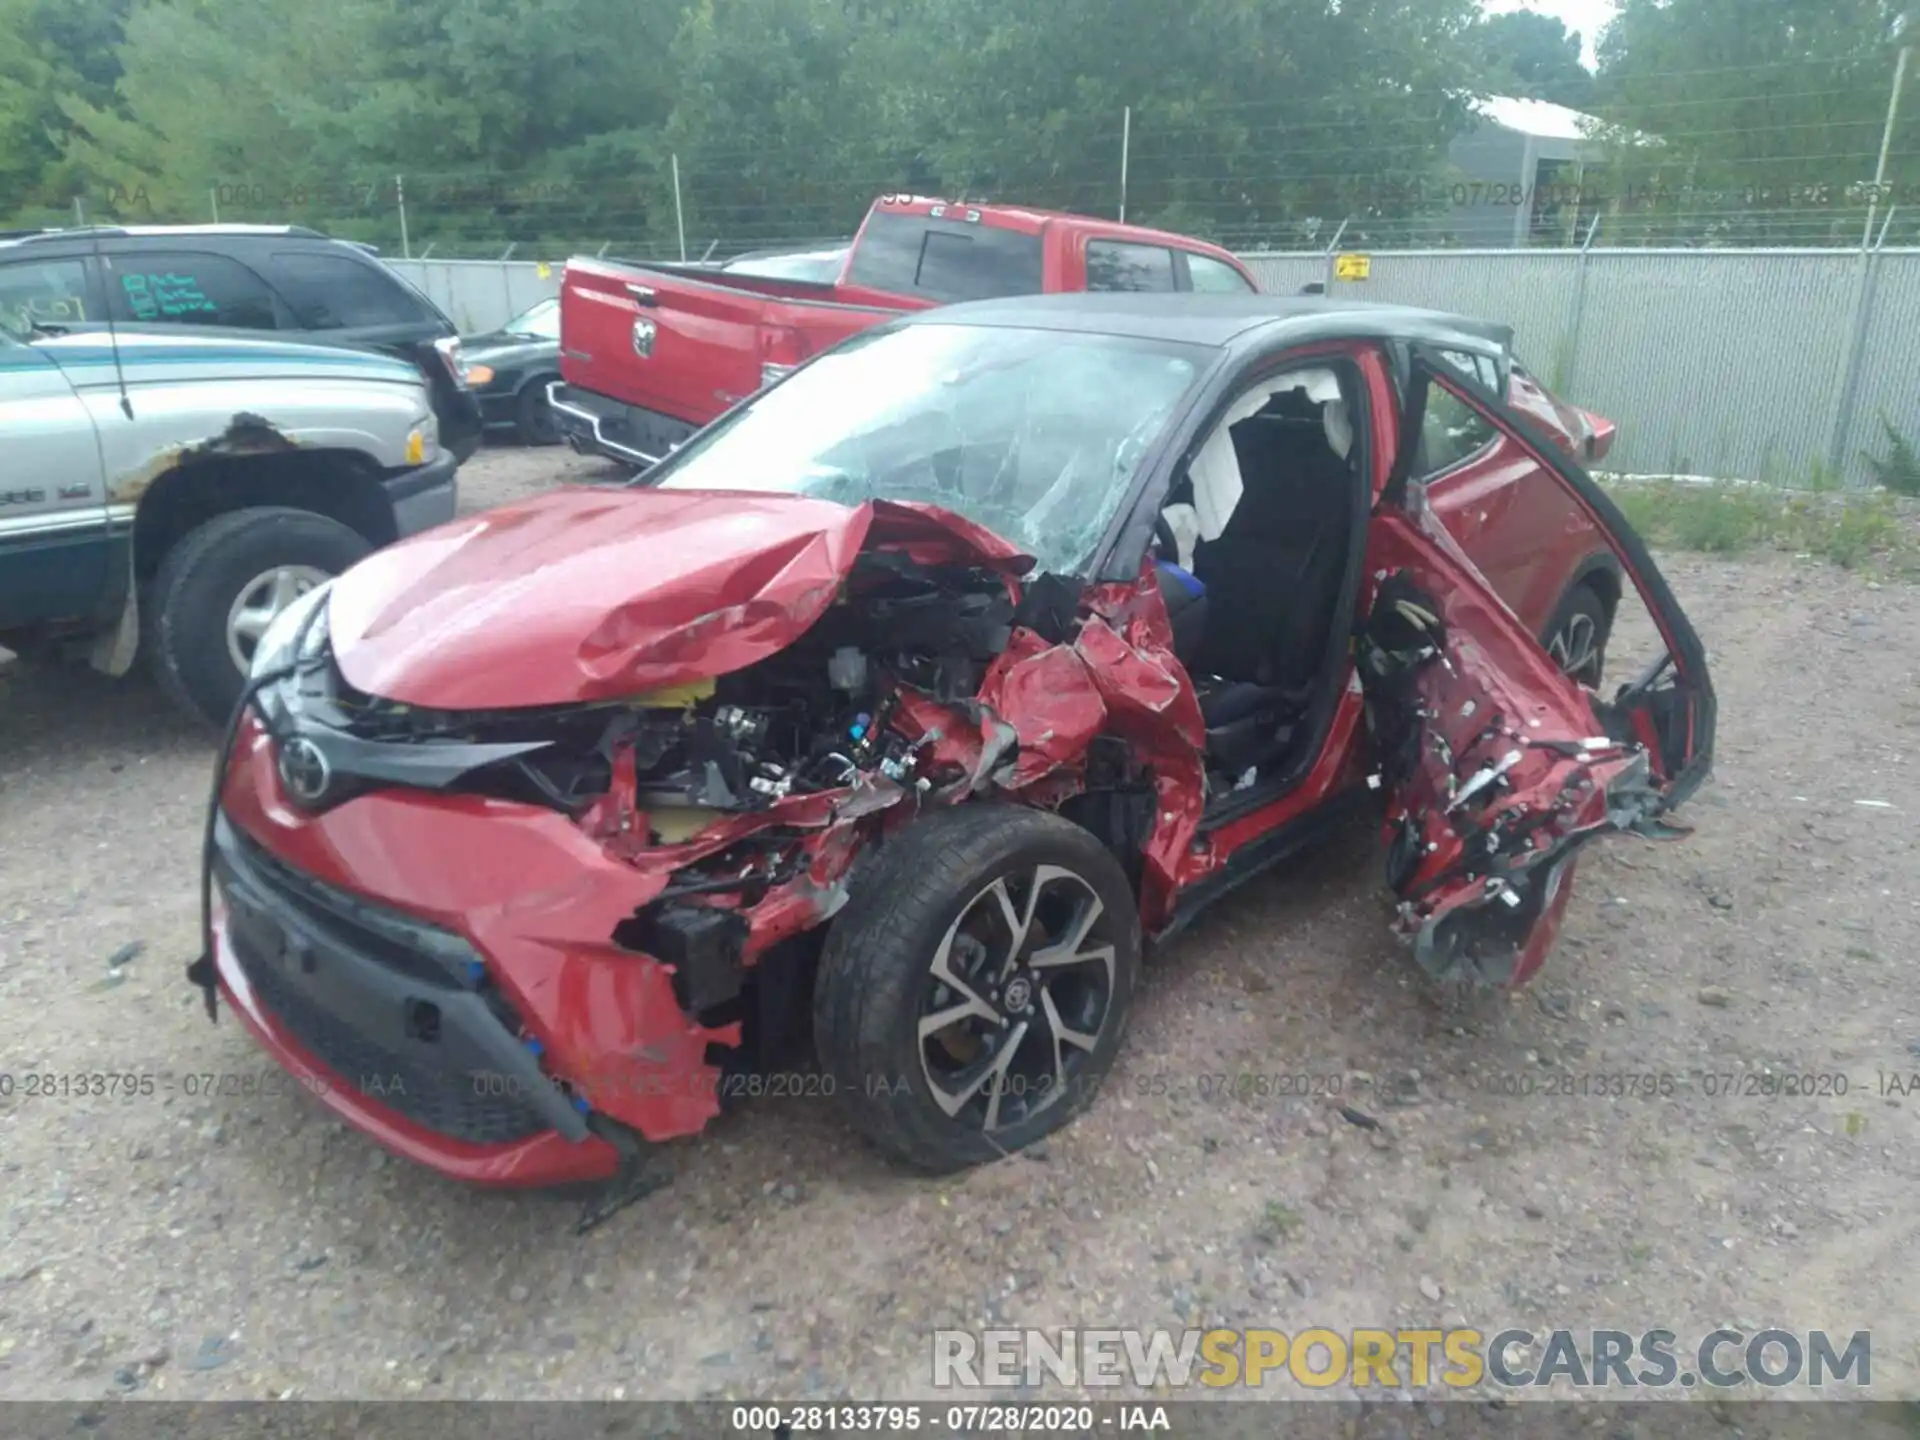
[1183,388,1355,778]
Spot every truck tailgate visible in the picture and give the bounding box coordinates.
[558,258,893,427]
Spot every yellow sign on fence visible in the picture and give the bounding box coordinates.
[1334,252,1372,281]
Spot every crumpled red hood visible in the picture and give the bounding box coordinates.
[327,486,1032,709]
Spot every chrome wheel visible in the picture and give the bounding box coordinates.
[1547,610,1602,686]
[918,864,1119,1132]
[224,564,329,673]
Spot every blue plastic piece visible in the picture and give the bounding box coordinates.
[573,1094,591,1114]
[1156,559,1206,599]
[524,1037,544,1056]
[465,960,486,985]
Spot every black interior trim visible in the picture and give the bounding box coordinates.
[1157,786,1374,942]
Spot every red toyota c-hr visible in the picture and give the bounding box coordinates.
[189,294,1711,1221]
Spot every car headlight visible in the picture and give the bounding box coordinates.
[250,579,334,681]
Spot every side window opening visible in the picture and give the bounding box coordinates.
[1086,240,1176,293]
[270,251,430,329]
[104,252,281,330]
[1184,252,1255,293]
[0,258,92,338]
[1416,376,1500,479]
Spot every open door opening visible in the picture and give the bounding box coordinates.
[1147,359,1371,818]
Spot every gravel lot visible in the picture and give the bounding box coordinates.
[2,444,1917,1410]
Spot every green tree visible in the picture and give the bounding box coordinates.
[1477,10,1595,110]
[1593,0,1919,243]
[0,0,129,218]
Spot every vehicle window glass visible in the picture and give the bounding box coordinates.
[105,252,279,329]
[504,298,559,338]
[1086,240,1176,292]
[0,259,92,338]
[1435,347,1501,394]
[846,211,1044,302]
[1185,252,1254,292]
[1418,382,1499,477]
[652,323,1205,576]
[269,251,429,329]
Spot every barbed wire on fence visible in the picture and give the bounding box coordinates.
[10,56,1918,257]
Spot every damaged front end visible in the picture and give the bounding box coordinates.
[202,492,1197,1181]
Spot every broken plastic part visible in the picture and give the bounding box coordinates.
[827,646,868,692]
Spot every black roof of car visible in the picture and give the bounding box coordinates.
[0,225,377,253]
[905,292,1515,354]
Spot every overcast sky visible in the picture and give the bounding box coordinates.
[1483,0,1620,68]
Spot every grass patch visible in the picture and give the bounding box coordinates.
[1254,1201,1306,1245]
[1861,415,1920,498]
[1602,477,1920,575]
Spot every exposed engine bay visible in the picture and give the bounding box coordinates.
[260,549,1030,842]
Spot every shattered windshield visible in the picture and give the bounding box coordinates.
[650,323,1207,574]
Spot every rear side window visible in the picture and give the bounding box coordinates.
[1185,252,1254,292]
[847,212,1044,302]
[269,251,431,329]
[0,258,93,338]
[1086,240,1176,292]
[105,252,279,330]
[1417,385,1499,477]
[1438,347,1501,392]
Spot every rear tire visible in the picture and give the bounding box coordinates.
[145,507,370,728]
[813,805,1141,1173]
[1543,581,1610,688]
[515,379,560,446]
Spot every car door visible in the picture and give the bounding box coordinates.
[0,330,111,627]
[260,247,481,460]
[1360,345,1714,989]
[101,248,285,332]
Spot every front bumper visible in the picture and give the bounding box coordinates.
[546,382,696,469]
[434,386,485,464]
[380,448,460,537]
[206,717,729,1185]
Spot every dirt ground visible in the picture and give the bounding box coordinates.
[2,444,1916,1411]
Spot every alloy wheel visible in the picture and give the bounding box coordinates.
[1547,610,1602,686]
[225,565,329,673]
[917,864,1120,1132]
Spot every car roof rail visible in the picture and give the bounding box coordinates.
[5,222,336,243]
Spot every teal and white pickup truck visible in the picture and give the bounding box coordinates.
[0,327,459,725]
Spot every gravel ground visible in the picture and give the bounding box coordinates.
[2,444,1917,1408]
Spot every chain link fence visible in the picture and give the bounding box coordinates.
[397,243,1920,490]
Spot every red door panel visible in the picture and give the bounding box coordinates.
[1362,355,1714,988]
[1422,437,1545,622]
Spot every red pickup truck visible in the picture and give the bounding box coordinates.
[547,194,1262,467]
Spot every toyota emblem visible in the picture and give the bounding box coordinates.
[277,736,332,806]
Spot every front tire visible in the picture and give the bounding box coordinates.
[515,379,560,446]
[145,507,370,727]
[814,805,1142,1172]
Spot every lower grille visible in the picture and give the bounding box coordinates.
[239,951,548,1146]
[218,818,552,1148]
